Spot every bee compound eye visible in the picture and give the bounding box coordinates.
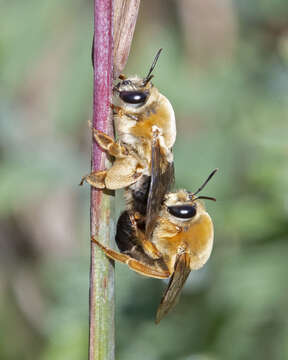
[167,205,197,219]
[119,91,148,105]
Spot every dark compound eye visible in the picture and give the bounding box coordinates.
[119,91,148,105]
[167,205,197,219]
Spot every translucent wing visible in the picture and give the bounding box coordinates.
[155,252,191,324]
[145,133,174,239]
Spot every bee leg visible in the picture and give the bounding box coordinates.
[92,129,128,158]
[92,236,131,262]
[129,214,162,260]
[126,259,170,279]
[80,154,145,190]
[79,170,106,188]
[140,240,162,260]
[80,164,143,190]
[91,236,170,279]
[151,126,172,162]
[104,157,144,189]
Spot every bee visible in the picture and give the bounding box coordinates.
[80,48,176,237]
[92,169,218,323]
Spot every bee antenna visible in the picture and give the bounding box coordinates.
[196,196,216,202]
[192,168,218,196]
[143,48,163,85]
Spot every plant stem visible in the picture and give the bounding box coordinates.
[89,0,114,359]
[89,0,140,359]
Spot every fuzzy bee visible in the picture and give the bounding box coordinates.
[80,49,176,236]
[92,169,218,323]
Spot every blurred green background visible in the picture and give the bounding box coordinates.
[1,0,288,359]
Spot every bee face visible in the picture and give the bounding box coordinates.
[113,76,155,110]
[113,48,163,112]
[163,190,206,225]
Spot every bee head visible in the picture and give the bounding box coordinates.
[113,49,162,109]
[114,77,150,108]
[165,190,199,222]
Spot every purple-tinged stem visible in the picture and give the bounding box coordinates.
[90,1,114,359]
[89,0,140,359]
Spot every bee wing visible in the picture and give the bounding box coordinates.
[155,252,191,324]
[145,134,174,239]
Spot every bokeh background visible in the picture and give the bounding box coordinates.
[1,0,288,359]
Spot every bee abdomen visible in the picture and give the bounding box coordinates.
[115,211,137,253]
[115,210,169,271]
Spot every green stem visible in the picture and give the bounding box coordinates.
[89,0,140,359]
[89,0,114,359]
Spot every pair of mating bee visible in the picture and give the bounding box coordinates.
[81,49,217,323]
